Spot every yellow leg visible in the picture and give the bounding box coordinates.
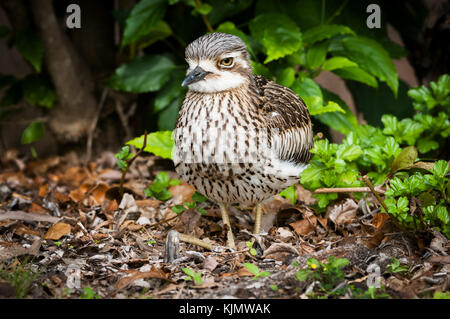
[254,203,263,234]
[220,204,236,249]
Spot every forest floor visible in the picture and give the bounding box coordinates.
[0,150,448,299]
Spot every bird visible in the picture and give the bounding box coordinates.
[173,32,313,249]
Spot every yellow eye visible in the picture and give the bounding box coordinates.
[219,57,234,67]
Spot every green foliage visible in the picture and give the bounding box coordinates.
[383,160,450,238]
[144,171,180,201]
[433,291,450,299]
[0,258,40,299]
[246,241,257,256]
[243,263,270,280]
[127,131,174,159]
[382,74,450,154]
[13,29,44,73]
[182,267,203,285]
[110,0,401,133]
[108,55,175,93]
[114,146,134,171]
[80,286,100,299]
[21,121,45,144]
[171,191,208,215]
[295,256,350,296]
[279,184,297,204]
[386,258,409,274]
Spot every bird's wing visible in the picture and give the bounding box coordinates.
[254,75,313,165]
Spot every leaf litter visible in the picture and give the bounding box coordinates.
[0,151,448,299]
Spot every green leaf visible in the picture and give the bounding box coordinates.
[243,263,259,275]
[331,36,398,95]
[21,121,45,144]
[14,30,44,72]
[322,56,358,71]
[137,20,172,49]
[302,24,355,45]
[157,96,182,131]
[432,160,449,179]
[121,0,167,48]
[194,2,212,15]
[127,130,174,159]
[22,75,57,108]
[305,41,328,69]
[108,55,175,93]
[182,267,195,277]
[333,66,378,88]
[154,70,185,112]
[192,191,207,203]
[319,88,359,135]
[295,269,310,282]
[172,205,187,214]
[115,146,134,161]
[279,184,297,204]
[390,146,418,174]
[277,68,295,87]
[249,13,302,63]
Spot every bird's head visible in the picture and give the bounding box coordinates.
[182,33,252,93]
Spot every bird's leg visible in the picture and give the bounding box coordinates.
[253,202,263,234]
[220,203,236,249]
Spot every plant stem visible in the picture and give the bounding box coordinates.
[119,130,148,200]
[314,186,385,194]
[361,175,389,213]
[194,0,214,33]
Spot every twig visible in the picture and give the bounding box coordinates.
[194,0,214,33]
[314,186,385,194]
[115,101,133,140]
[361,175,389,213]
[119,130,148,199]
[86,88,108,164]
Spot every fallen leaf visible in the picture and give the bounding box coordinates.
[136,199,162,209]
[372,212,390,229]
[28,202,48,214]
[289,216,317,236]
[44,222,71,240]
[203,256,218,272]
[69,189,85,203]
[169,183,195,205]
[328,198,358,226]
[114,267,170,292]
[237,267,254,277]
[0,239,41,261]
[90,183,109,205]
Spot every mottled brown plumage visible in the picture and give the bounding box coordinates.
[173,33,313,248]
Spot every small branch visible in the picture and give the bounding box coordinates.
[194,0,214,33]
[119,130,148,199]
[361,175,389,213]
[314,186,385,194]
[85,88,108,164]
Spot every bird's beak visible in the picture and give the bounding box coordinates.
[182,66,210,87]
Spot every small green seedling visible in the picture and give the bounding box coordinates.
[246,241,257,256]
[433,291,450,299]
[386,258,409,274]
[115,146,134,171]
[243,263,270,280]
[54,241,62,246]
[182,267,203,285]
[80,286,100,299]
[144,171,180,201]
[295,256,350,295]
[0,258,39,298]
[146,239,156,245]
[172,191,208,215]
[270,284,278,291]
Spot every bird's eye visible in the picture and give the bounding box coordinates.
[219,57,234,67]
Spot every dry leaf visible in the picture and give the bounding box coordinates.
[289,216,317,236]
[203,256,218,272]
[44,222,71,240]
[169,183,195,205]
[114,268,169,292]
[0,211,59,223]
[237,267,254,277]
[328,198,358,226]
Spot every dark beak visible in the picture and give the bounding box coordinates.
[181,66,210,87]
